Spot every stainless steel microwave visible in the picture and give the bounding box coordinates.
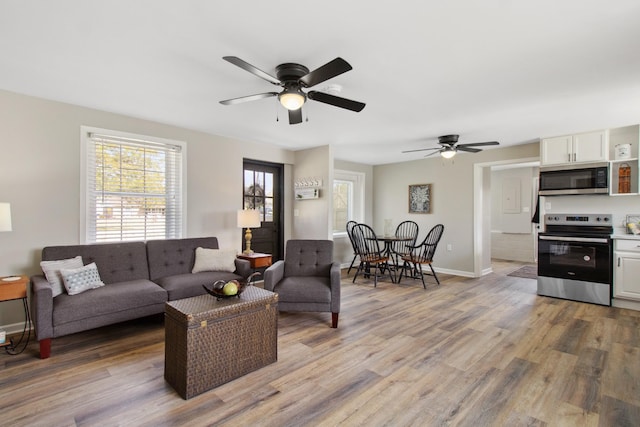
[539,162,609,196]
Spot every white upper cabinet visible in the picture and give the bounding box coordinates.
[541,130,609,166]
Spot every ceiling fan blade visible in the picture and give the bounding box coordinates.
[402,147,441,153]
[299,57,352,88]
[457,146,482,153]
[219,92,278,105]
[289,108,303,125]
[307,91,365,112]
[425,150,443,158]
[222,56,281,85]
[457,141,500,147]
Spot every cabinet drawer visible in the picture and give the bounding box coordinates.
[615,239,640,252]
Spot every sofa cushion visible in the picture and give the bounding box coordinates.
[146,237,220,281]
[40,256,83,297]
[60,262,105,295]
[52,279,167,327]
[192,247,237,273]
[156,271,245,300]
[273,276,331,304]
[42,242,149,284]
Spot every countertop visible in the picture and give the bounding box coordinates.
[611,233,640,240]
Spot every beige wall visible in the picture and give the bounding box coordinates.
[0,89,295,328]
[292,145,333,240]
[373,142,541,276]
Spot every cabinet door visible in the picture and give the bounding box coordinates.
[573,131,608,163]
[541,136,572,165]
[614,252,640,300]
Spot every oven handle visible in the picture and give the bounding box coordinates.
[539,235,610,244]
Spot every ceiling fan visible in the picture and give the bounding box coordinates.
[219,56,365,125]
[402,135,500,159]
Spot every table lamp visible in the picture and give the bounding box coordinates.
[0,203,12,232]
[237,209,261,254]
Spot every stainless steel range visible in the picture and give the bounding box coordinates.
[537,213,613,306]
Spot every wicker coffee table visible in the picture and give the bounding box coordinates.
[164,286,278,399]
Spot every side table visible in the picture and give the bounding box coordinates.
[237,252,272,270]
[0,274,31,355]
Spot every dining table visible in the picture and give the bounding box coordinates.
[367,235,413,283]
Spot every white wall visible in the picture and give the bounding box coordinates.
[373,142,541,276]
[0,89,295,328]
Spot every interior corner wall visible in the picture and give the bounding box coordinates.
[0,89,295,329]
[292,145,332,240]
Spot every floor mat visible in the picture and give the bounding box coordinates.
[507,265,537,279]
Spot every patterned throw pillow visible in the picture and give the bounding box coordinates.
[60,262,105,295]
[40,256,84,297]
[192,247,237,273]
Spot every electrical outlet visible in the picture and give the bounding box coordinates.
[545,202,551,210]
[294,209,299,217]
[447,244,452,251]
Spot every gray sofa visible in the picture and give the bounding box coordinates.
[30,237,250,359]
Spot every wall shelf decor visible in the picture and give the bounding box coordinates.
[295,188,320,200]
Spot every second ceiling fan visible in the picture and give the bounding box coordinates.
[402,135,500,159]
[219,56,366,124]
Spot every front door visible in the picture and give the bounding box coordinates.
[242,160,284,262]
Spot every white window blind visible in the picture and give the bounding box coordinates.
[85,132,184,243]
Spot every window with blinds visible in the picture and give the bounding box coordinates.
[83,129,185,243]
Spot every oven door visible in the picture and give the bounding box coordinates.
[538,235,611,284]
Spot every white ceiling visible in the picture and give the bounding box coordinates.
[2,1,640,165]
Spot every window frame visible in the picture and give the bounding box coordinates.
[80,126,187,244]
[332,169,365,236]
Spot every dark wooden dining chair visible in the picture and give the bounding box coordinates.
[398,224,444,288]
[391,220,419,273]
[346,220,359,274]
[351,223,394,286]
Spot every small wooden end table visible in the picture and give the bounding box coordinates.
[0,275,31,354]
[237,252,272,270]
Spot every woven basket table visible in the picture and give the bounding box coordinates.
[164,286,278,399]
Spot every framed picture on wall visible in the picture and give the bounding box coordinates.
[408,184,432,214]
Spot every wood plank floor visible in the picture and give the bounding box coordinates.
[1,260,639,426]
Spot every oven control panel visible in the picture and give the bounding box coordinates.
[544,214,612,226]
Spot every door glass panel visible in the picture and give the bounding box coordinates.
[265,173,273,197]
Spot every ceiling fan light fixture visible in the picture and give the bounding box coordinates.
[278,89,306,110]
[440,148,456,159]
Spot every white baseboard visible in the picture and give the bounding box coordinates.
[612,298,640,311]
[0,320,32,336]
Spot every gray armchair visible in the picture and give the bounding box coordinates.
[264,240,341,328]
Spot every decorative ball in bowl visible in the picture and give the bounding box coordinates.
[202,272,261,299]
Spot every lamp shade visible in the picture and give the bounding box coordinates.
[237,209,261,228]
[0,203,12,232]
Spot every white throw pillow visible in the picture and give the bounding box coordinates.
[192,247,237,273]
[40,256,84,297]
[60,262,105,295]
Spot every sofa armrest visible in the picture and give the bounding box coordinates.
[234,258,251,279]
[263,260,284,292]
[330,262,341,313]
[30,275,54,340]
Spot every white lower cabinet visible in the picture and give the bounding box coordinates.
[613,239,640,301]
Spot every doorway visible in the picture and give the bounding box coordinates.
[243,159,284,262]
[473,157,539,276]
